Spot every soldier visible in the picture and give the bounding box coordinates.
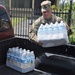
[29,0,70,46]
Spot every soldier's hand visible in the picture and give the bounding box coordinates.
[37,41,43,46]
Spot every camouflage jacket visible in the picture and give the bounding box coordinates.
[29,14,69,42]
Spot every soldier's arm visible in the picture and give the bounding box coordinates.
[29,18,41,42]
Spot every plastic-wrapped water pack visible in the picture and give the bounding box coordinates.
[37,21,69,47]
[6,47,35,73]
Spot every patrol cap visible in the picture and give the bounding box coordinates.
[41,1,51,12]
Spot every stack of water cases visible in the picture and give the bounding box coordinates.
[37,21,69,47]
[6,47,35,73]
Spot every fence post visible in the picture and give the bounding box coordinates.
[68,0,72,26]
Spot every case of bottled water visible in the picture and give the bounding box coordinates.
[37,21,69,47]
[6,47,35,73]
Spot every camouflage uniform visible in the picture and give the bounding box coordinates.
[29,14,69,42]
[29,0,70,43]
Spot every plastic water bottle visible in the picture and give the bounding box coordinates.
[49,22,54,39]
[13,47,19,66]
[10,47,16,64]
[21,51,28,69]
[61,21,69,42]
[54,22,59,32]
[37,23,44,41]
[30,51,35,67]
[43,23,50,40]
[7,48,12,63]
[22,49,26,53]
[54,22,59,39]
[17,48,23,68]
[59,21,67,32]
[59,21,67,38]
[26,50,31,68]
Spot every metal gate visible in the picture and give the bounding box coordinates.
[0,0,73,38]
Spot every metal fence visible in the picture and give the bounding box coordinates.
[0,0,73,38]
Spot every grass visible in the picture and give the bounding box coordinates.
[11,17,26,26]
